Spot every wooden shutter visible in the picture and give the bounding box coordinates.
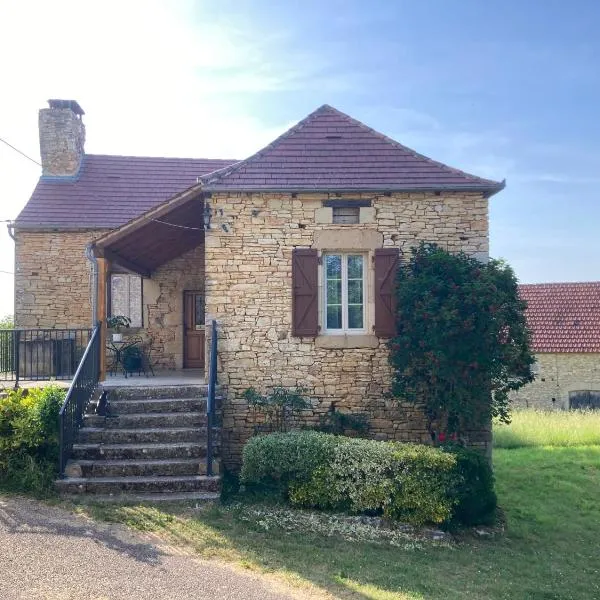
[292,248,319,337]
[374,248,399,337]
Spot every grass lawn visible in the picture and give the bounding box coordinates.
[78,411,600,600]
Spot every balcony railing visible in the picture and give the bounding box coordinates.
[0,328,93,385]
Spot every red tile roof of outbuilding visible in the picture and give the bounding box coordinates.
[520,282,600,353]
[200,104,504,193]
[15,155,236,229]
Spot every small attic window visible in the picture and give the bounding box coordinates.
[332,206,360,224]
[325,135,343,140]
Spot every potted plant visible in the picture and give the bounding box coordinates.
[107,315,131,342]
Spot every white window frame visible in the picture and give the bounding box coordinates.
[322,252,367,335]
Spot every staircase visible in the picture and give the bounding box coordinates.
[56,384,221,503]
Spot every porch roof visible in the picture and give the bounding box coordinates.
[92,184,204,276]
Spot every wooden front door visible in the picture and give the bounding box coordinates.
[183,291,205,369]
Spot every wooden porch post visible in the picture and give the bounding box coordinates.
[97,257,110,381]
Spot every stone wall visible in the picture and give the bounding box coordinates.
[511,352,600,410]
[14,230,105,328]
[204,191,491,467]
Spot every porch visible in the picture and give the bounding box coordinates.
[92,184,210,381]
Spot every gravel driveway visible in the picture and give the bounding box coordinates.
[0,495,303,600]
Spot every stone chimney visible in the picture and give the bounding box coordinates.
[39,99,86,176]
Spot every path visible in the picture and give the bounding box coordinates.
[0,495,305,600]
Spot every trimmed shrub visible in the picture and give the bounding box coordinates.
[0,385,65,496]
[241,431,497,526]
[442,443,497,525]
[240,430,342,496]
[291,438,459,525]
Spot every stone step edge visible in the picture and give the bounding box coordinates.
[57,475,221,485]
[106,397,224,404]
[73,458,213,467]
[72,442,212,450]
[61,491,220,504]
[79,427,208,434]
[84,413,209,421]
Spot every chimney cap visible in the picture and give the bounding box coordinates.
[47,99,85,116]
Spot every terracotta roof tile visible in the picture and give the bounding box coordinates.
[15,155,236,229]
[200,104,504,193]
[520,282,600,353]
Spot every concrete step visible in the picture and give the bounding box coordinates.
[73,458,220,478]
[107,398,207,414]
[84,412,206,429]
[77,427,210,444]
[106,385,209,401]
[61,491,220,504]
[71,442,212,461]
[56,474,221,495]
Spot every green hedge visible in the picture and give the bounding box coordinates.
[0,385,65,496]
[240,431,496,526]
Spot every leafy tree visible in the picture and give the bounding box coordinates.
[0,315,13,329]
[388,243,534,439]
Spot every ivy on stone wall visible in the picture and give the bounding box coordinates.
[388,243,534,438]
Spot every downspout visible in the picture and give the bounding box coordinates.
[7,222,16,331]
[85,243,98,327]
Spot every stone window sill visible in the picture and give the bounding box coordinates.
[315,334,379,349]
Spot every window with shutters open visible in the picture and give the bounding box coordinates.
[292,247,398,340]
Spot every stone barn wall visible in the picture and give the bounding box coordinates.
[511,352,600,410]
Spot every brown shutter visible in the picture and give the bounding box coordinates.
[292,248,319,337]
[374,248,399,337]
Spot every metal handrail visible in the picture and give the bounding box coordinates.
[206,319,218,477]
[58,323,101,475]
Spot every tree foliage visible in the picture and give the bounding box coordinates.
[0,315,13,329]
[388,243,534,437]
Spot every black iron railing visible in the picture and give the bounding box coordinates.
[206,319,218,477]
[59,324,101,475]
[0,328,93,385]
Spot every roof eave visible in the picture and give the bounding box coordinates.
[203,182,506,195]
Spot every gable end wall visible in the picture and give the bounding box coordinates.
[204,190,491,468]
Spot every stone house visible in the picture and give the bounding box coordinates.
[12,100,504,467]
[511,282,600,410]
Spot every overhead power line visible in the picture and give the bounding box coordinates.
[0,136,41,167]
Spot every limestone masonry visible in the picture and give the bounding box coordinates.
[204,190,491,465]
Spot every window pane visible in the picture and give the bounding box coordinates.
[326,254,342,278]
[128,276,142,328]
[348,305,363,329]
[347,279,362,304]
[347,255,363,279]
[327,305,342,329]
[195,294,204,329]
[327,279,341,304]
[110,275,128,317]
[332,207,360,224]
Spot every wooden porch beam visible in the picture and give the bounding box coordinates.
[96,257,110,382]
[96,247,152,278]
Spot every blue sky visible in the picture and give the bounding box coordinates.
[0,0,599,317]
